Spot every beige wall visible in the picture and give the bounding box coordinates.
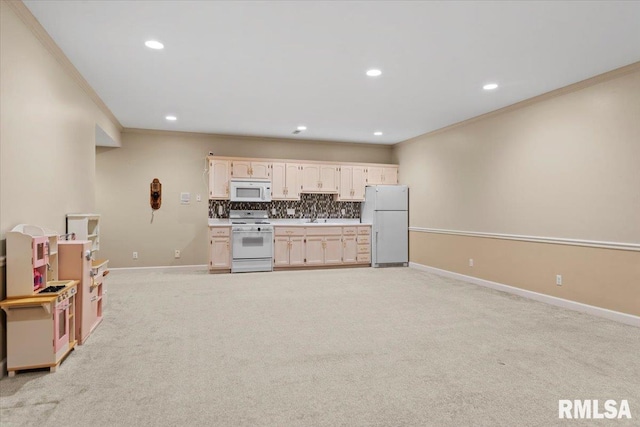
[394,66,640,316]
[410,232,640,316]
[0,1,121,250]
[96,130,393,267]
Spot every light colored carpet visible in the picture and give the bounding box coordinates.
[0,267,638,426]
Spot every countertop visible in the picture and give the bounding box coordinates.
[208,218,371,227]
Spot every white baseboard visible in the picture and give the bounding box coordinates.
[109,264,208,273]
[409,262,640,328]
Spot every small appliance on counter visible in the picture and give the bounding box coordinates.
[230,210,274,273]
[361,185,409,267]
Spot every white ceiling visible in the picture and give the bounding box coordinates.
[24,1,640,145]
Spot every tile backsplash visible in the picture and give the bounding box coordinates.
[209,193,361,219]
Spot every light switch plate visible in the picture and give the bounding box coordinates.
[271,208,277,215]
[287,208,295,215]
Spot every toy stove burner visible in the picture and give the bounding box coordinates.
[39,285,66,293]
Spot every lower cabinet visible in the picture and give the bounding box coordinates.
[274,228,305,267]
[274,225,371,269]
[209,227,231,271]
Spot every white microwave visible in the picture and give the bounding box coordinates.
[229,179,271,202]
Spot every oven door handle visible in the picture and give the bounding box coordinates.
[233,230,273,234]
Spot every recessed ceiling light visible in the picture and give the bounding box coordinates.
[297,125,307,131]
[165,115,177,121]
[374,131,383,136]
[483,83,498,90]
[366,69,382,77]
[145,40,164,50]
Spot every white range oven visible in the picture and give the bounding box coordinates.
[230,210,273,273]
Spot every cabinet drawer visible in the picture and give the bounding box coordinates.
[305,227,342,236]
[357,244,370,254]
[357,227,371,235]
[343,227,357,235]
[210,227,230,237]
[274,227,305,236]
[357,235,370,244]
[357,253,371,263]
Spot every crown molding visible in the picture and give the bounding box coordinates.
[396,61,640,148]
[6,0,123,131]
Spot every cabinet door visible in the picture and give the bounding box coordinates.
[324,236,343,264]
[210,237,230,269]
[289,237,305,266]
[320,165,338,192]
[338,166,353,200]
[352,166,367,200]
[231,160,251,178]
[301,164,321,192]
[305,237,324,265]
[209,159,231,199]
[367,166,384,185]
[285,163,302,200]
[274,237,290,266]
[251,162,271,179]
[384,167,398,184]
[343,236,357,263]
[271,162,287,199]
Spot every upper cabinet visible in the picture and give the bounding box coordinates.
[231,160,270,180]
[301,164,338,193]
[208,156,399,200]
[209,159,231,199]
[272,162,302,200]
[367,166,398,185]
[338,165,367,201]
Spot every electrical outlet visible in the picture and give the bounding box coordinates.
[218,205,223,215]
[556,275,562,286]
[175,250,181,259]
[341,209,346,215]
[469,258,474,267]
[287,208,295,215]
[133,252,138,259]
[196,194,202,202]
[271,208,277,215]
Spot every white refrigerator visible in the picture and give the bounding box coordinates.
[360,185,409,267]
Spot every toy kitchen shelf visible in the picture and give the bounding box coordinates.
[66,213,101,253]
[6,224,61,298]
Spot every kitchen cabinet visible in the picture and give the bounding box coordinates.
[356,227,372,264]
[342,228,358,263]
[301,164,338,193]
[0,280,78,376]
[305,227,343,265]
[66,214,101,253]
[367,166,398,185]
[274,228,305,266]
[272,225,372,270]
[209,159,231,199]
[338,165,367,201]
[209,227,231,271]
[231,160,270,179]
[271,162,302,200]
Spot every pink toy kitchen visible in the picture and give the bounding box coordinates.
[0,220,109,377]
